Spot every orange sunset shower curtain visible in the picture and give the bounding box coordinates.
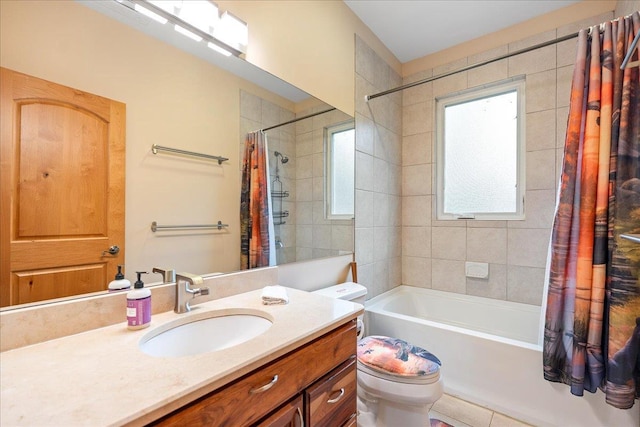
[240,131,274,269]
[543,12,639,410]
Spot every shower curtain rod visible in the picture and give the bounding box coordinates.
[259,107,336,132]
[366,30,587,101]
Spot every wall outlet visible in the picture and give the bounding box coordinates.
[465,261,489,279]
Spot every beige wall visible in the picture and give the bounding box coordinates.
[615,0,640,16]
[0,1,297,281]
[219,0,400,115]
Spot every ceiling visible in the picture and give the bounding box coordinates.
[344,0,580,63]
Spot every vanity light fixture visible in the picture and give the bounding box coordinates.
[120,0,248,57]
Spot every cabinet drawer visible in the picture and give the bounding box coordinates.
[150,321,356,427]
[305,358,357,427]
[256,395,304,427]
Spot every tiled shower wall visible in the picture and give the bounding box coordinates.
[240,90,296,265]
[239,90,354,266]
[398,11,614,305]
[293,106,354,262]
[354,36,403,298]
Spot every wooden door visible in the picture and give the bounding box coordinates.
[0,67,125,307]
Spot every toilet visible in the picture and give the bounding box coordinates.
[313,283,443,427]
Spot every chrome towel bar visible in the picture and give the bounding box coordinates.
[152,144,229,165]
[151,221,229,232]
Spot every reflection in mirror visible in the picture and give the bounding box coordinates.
[240,94,354,268]
[0,0,354,310]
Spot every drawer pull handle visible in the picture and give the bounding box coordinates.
[249,375,278,394]
[296,406,305,427]
[327,388,345,404]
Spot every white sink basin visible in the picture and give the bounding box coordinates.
[139,310,273,357]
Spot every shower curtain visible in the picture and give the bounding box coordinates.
[543,12,639,410]
[240,131,276,269]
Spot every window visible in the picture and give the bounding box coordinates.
[325,121,355,220]
[435,77,525,220]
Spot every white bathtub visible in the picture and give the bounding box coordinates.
[364,286,639,427]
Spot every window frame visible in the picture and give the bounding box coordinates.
[324,120,355,221]
[435,77,526,221]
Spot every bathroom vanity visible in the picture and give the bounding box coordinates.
[0,287,362,426]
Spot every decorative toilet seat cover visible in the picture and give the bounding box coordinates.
[357,336,441,381]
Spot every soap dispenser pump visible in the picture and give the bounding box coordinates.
[108,265,131,292]
[126,271,151,330]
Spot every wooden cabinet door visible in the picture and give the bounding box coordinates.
[0,67,125,306]
[305,358,357,427]
[256,395,304,427]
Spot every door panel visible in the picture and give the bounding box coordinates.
[14,264,106,305]
[0,67,125,307]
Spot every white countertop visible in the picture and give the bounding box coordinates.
[0,288,362,426]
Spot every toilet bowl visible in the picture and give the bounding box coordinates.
[356,335,443,427]
[312,283,444,427]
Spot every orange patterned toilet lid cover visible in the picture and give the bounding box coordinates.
[357,335,441,377]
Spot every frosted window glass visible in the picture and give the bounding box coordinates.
[330,128,355,216]
[436,77,525,220]
[444,91,517,214]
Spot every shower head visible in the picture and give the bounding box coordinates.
[274,151,289,164]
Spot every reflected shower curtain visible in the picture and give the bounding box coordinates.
[543,12,639,409]
[240,131,275,269]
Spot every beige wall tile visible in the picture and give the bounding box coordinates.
[356,113,374,156]
[507,265,546,305]
[432,258,467,293]
[556,65,573,109]
[402,101,432,136]
[295,200,312,225]
[296,178,312,201]
[296,225,312,248]
[467,263,507,300]
[355,189,373,228]
[510,189,556,229]
[468,59,508,87]
[402,132,432,166]
[373,157,389,193]
[526,149,557,190]
[402,164,431,196]
[355,151,374,191]
[355,227,374,265]
[332,225,353,252]
[507,229,550,268]
[312,225,332,250]
[433,72,468,98]
[373,192,389,227]
[403,78,433,107]
[402,195,431,227]
[526,109,556,151]
[432,227,467,260]
[556,106,569,148]
[374,226,389,261]
[403,226,431,258]
[526,70,556,113]
[296,154,313,179]
[402,256,431,288]
[467,228,507,264]
[508,44,556,76]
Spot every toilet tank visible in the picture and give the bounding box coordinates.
[312,282,367,305]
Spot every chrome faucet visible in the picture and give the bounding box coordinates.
[174,272,210,314]
[152,267,176,283]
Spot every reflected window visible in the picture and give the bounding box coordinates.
[325,121,355,220]
[436,77,525,220]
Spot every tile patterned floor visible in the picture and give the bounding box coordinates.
[427,394,533,427]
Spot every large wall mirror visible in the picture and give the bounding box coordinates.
[0,0,353,309]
